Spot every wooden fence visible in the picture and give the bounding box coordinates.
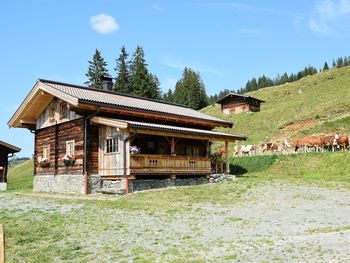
[0,224,4,263]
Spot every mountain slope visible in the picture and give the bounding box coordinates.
[202,66,350,144]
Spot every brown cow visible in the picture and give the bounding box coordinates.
[335,134,349,151]
[301,136,322,153]
[319,135,337,152]
[283,138,302,154]
[261,142,278,153]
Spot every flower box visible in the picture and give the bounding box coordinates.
[62,154,75,166]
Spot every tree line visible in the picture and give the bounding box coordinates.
[208,55,350,103]
[85,46,208,110]
[85,49,350,110]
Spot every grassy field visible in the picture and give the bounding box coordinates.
[201,66,350,145]
[1,152,350,262]
[6,160,33,191]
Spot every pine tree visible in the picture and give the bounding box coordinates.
[129,46,160,99]
[323,62,329,71]
[148,73,161,100]
[114,46,130,93]
[173,68,208,110]
[163,89,174,102]
[85,49,109,89]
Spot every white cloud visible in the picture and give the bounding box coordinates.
[90,13,119,34]
[152,4,163,12]
[309,0,350,36]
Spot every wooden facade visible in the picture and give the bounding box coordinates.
[216,93,265,115]
[8,79,247,194]
[0,141,21,184]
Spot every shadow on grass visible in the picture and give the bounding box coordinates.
[230,154,279,176]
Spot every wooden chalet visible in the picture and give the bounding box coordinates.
[8,78,247,194]
[216,93,265,115]
[0,140,21,190]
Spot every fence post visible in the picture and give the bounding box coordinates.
[0,224,4,263]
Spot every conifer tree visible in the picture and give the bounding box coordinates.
[85,49,109,89]
[129,46,161,99]
[323,62,329,71]
[173,68,208,110]
[114,46,130,93]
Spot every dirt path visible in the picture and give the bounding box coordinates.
[1,182,350,262]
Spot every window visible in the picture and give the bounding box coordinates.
[60,103,68,119]
[43,145,50,159]
[66,140,75,156]
[49,106,55,120]
[186,146,200,157]
[106,138,118,153]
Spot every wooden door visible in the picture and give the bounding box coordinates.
[99,126,128,176]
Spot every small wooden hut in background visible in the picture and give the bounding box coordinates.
[0,140,21,190]
[216,93,265,115]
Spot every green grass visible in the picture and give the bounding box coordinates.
[247,151,350,188]
[296,116,350,137]
[201,66,350,144]
[306,225,350,234]
[7,160,33,191]
[231,154,279,175]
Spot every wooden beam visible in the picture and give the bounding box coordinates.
[128,128,240,142]
[0,224,4,263]
[225,141,230,175]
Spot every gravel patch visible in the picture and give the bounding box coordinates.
[1,182,350,262]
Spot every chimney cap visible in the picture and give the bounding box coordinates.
[100,74,113,82]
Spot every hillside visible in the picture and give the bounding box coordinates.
[202,66,350,144]
[7,160,33,191]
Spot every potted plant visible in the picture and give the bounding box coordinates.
[130,146,140,154]
[62,154,75,166]
[38,157,50,168]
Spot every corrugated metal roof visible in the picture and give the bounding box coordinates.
[90,116,247,141]
[127,120,247,141]
[40,79,231,127]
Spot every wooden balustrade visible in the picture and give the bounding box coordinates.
[130,154,211,175]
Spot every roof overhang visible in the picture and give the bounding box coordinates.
[0,140,21,153]
[216,93,265,104]
[7,80,79,128]
[90,117,246,142]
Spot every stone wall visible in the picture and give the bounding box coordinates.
[33,174,85,194]
[34,174,208,194]
[130,178,208,192]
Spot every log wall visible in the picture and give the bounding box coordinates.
[0,150,8,182]
[35,118,84,175]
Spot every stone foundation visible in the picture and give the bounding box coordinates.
[33,174,85,194]
[0,183,7,191]
[33,174,209,194]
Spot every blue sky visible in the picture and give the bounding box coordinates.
[1,0,350,157]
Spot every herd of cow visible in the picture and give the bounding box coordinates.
[232,134,350,156]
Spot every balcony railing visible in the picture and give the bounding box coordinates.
[130,154,211,175]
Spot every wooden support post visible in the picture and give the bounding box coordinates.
[171,137,175,155]
[225,141,230,175]
[0,224,4,263]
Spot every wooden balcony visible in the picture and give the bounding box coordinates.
[130,154,211,175]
